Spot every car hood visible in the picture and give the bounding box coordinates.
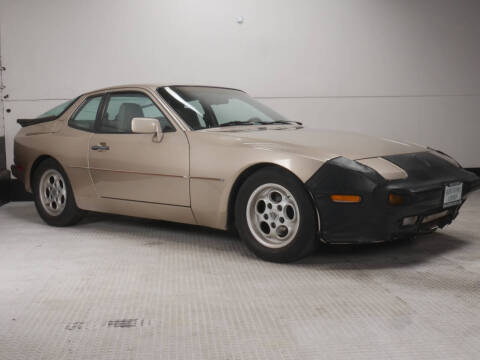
[205,126,425,161]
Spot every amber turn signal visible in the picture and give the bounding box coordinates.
[388,193,404,205]
[330,194,362,203]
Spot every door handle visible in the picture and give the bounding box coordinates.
[91,144,110,151]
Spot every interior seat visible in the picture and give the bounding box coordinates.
[116,103,144,132]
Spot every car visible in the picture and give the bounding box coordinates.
[12,84,480,262]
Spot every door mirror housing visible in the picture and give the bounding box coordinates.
[131,117,163,142]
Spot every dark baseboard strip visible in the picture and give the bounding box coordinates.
[1,136,7,205]
[0,169,10,205]
[10,178,33,201]
[0,171,34,205]
[0,136,5,170]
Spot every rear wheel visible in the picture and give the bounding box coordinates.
[235,167,318,262]
[33,159,83,226]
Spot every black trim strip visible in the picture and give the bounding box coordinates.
[101,196,189,207]
[95,92,109,132]
[17,116,57,127]
[90,167,187,178]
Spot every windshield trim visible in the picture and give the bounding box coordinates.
[161,85,246,93]
[157,86,293,131]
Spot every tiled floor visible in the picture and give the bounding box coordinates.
[0,193,479,359]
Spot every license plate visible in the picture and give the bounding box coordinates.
[443,183,462,208]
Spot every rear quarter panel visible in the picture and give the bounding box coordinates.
[13,96,99,209]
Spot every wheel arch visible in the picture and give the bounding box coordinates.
[28,155,62,192]
[226,162,315,230]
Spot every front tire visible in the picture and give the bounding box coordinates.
[235,167,318,262]
[33,159,83,226]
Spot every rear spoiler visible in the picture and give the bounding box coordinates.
[17,116,58,128]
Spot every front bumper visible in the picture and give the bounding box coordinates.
[306,152,480,244]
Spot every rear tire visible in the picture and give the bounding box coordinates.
[33,158,83,226]
[235,166,318,262]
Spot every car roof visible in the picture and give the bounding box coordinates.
[85,84,244,94]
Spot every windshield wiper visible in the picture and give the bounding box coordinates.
[219,121,258,127]
[256,120,303,126]
[219,120,302,128]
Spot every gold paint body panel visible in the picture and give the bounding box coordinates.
[89,132,190,206]
[13,84,428,230]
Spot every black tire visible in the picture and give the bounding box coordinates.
[32,158,83,226]
[235,166,318,262]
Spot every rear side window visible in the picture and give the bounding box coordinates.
[37,98,76,119]
[98,92,175,133]
[69,96,102,131]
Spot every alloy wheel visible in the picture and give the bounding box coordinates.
[246,183,300,248]
[39,169,67,216]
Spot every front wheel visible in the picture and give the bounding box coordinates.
[33,159,83,226]
[235,167,318,262]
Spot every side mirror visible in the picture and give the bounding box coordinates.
[131,117,163,142]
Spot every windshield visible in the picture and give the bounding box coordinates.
[158,86,295,130]
[37,98,76,119]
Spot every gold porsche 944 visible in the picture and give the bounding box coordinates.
[12,85,480,262]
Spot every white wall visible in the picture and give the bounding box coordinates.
[1,0,479,168]
[0,22,5,139]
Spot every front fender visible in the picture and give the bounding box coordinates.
[188,132,326,229]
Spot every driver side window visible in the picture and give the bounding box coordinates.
[98,92,175,133]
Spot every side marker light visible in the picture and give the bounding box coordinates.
[330,194,362,203]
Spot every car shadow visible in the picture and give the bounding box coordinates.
[6,202,470,270]
[296,232,468,270]
[79,212,468,270]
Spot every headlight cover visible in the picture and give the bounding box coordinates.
[356,157,408,180]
